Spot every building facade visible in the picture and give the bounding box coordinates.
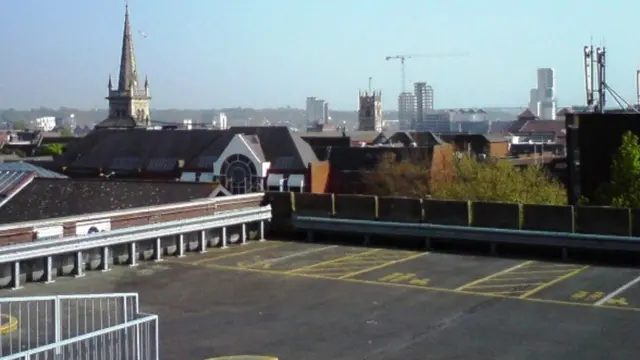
[358,91,383,132]
[397,92,416,130]
[306,97,328,126]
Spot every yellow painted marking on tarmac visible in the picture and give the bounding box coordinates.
[286,249,382,273]
[0,314,18,335]
[466,282,545,289]
[507,269,580,275]
[606,297,629,306]
[519,265,589,299]
[190,244,284,265]
[338,252,429,279]
[454,261,534,291]
[481,291,527,295]
[194,262,640,312]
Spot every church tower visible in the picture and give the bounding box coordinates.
[103,3,151,128]
[357,91,383,132]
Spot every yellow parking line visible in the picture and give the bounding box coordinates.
[195,262,640,312]
[286,249,382,273]
[466,282,544,289]
[190,244,284,265]
[454,261,534,291]
[338,252,429,279]
[508,269,581,275]
[519,266,589,299]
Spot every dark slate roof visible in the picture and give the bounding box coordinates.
[227,127,317,170]
[94,116,138,129]
[0,162,67,178]
[58,126,317,173]
[0,178,217,223]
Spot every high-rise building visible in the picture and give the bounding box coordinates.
[101,4,151,128]
[526,68,556,120]
[358,91,383,132]
[414,82,434,130]
[305,97,328,125]
[537,68,556,120]
[398,92,416,130]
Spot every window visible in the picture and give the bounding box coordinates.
[219,154,262,194]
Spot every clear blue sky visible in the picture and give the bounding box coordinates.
[1,0,638,110]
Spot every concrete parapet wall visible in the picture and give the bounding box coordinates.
[293,193,334,217]
[378,197,423,223]
[575,206,631,236]
[522,204,574,233]
[471,202,521,229]
[423,200,471,226]
[264,192,293,233]
[334,194,377,220]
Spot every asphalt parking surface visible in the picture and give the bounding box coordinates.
[4,240,640,359]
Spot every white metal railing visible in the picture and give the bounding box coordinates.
[0,192,265,234]
[0,293,158,359]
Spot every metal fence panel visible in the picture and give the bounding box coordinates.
[0,293,142,358]
[3,314,159,360]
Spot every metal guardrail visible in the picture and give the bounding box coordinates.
[0,293,158,360]
[1,206,271,289]
[293,215,640,252]
[0,206,272,263]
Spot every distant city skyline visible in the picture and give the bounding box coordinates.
[1,0,639,110]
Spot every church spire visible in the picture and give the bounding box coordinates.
[117,2,138,92]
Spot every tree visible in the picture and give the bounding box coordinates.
[365,152,567,205]
[362,152,432,198]
[38,143,66,156]
[431,154,566,205]
[595,131,640,207]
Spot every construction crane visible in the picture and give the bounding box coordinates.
[385,53,468,92]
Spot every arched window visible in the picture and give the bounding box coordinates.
[219,154,262,194]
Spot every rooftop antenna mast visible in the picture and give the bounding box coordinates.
[583,43,640,113]
[636,70,640,107]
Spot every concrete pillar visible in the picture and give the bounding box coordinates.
[154,238,163,261]
[177,234,185,257]
[129,242,138,267]
[74,251,85,278]
[44,256,55,284]
[259,221,266,241]
[101,247,111,272]
[199,231,207,253]
[221,228,228,249]
[241,224,247,245]
[11,261,22,290]
[490,243,498,256]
